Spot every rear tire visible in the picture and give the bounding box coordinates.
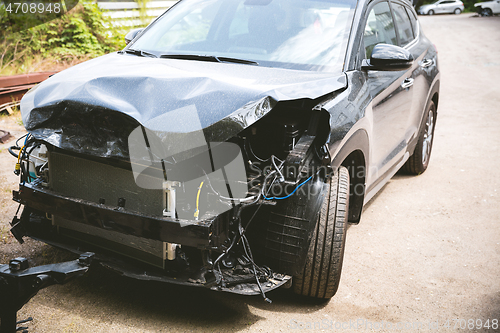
[293,167,349,299]
[454,8,461,14]
[402,101,436,175]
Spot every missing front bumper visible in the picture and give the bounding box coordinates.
[13,182,224,249]
[12,183,291,296]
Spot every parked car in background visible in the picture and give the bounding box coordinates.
[12,0,439,301]
[418,0,464,14]
[475,0,500,15]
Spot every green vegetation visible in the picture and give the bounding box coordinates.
[462,0,480,12]
[0,0,126,75]
[136,0,151,26]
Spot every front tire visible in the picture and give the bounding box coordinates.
[482,8,493,16]
[402,101,437,175]
[293,167,350,299]
[428,9,434,15]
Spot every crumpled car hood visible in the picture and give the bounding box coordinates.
[21,52,346,159]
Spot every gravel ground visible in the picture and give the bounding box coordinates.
[0,13,499,333]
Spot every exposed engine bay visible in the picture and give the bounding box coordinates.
[10,98,333,302]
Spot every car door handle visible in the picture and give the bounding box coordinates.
[401,78,414,89]
[420,59,434,68]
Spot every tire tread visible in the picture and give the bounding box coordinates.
[293,167,350,299]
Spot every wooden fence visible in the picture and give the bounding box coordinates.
[97,1,178,28]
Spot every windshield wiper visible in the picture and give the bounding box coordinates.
[122,49,157,58]
[218,56,259,66]
[160,54,220,62]
[160,54,258,66]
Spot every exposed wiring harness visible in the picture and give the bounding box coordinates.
[261,155,317,201]
[209,156,294,303]
[9,134,46,184]
[271,155,284,182]
[193,181,204,220]
[8,134,27,178]
[197,148,319,302]
[198,167,259,205]
[239,219,273,303]
[10,135,30,180]
[211,216,273,303]
[197,151,308,206]
[8,133,29,157]
[263,175,314,200]
[8,146,20,158]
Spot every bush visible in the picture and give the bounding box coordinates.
[0,0,126,75]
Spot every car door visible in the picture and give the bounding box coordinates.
[362,0,414,181]
[432,0,442,13]
[435,0,446,13]
[444,0,456,13]
[391,1,431,154]
[494,0,500,13]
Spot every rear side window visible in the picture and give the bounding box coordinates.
[392,3,414,46]
[363,1,397,58]
[406,6,419,38]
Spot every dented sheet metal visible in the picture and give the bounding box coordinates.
[20,53,346,158]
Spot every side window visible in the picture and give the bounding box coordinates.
[363,1,397,59]
[406,6,419,38]
[392,3,414,46]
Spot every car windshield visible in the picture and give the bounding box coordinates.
[130,0,356,72]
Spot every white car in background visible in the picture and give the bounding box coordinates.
[418,0,464,14]
[475,0,500,16]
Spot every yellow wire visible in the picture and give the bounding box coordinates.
[194,181,204,219]
[17,145,25,163]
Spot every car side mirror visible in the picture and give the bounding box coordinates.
[124,28,144,45]
[362,44,414,71]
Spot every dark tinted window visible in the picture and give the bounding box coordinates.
[392,3,414,46]
[363,1,397,58]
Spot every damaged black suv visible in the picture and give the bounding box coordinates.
[11,0,439,300]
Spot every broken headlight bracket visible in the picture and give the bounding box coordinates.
[0,252,94,333]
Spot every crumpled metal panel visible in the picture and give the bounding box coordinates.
[20,53,346,158]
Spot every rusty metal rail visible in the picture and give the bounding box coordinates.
[0,72,57,114]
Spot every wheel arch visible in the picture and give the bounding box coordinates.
[331,129,368,224]
[431,89,439,110]
[405,77,439,156]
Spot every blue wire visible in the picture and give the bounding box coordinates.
[263,175,313,200]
